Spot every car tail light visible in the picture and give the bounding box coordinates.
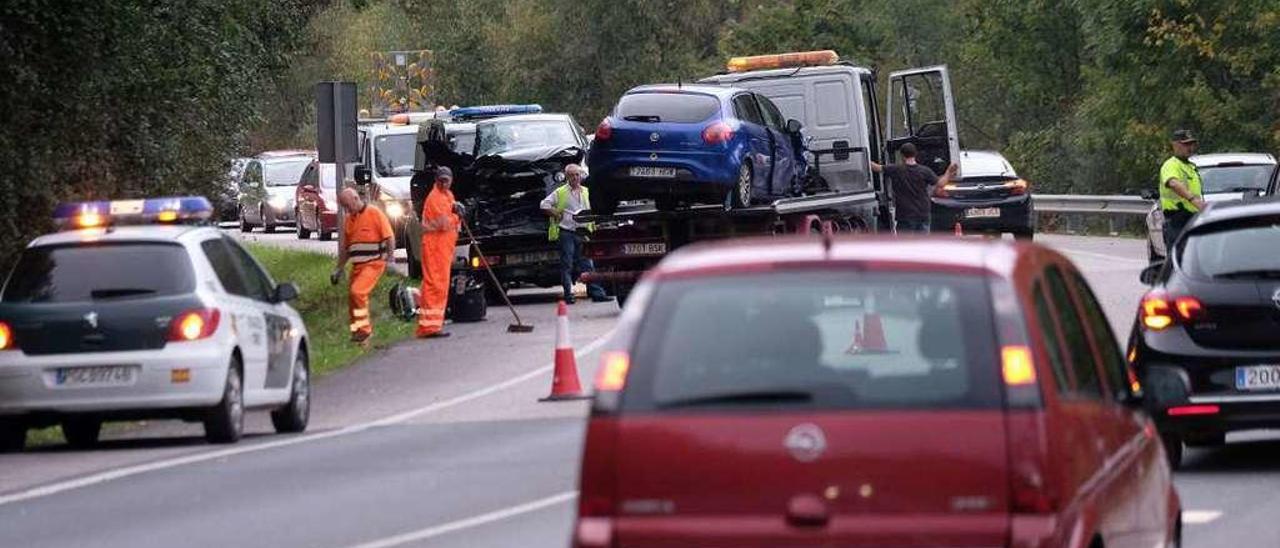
[595,118,612,141]
[168,308,220,342]
[1007,178,1029,195]
[1141,290,1204,330]
[934,184,955,198]
[702,121,734,144]
[576,417,620,547]
[596,352,630,392]
[1168,404,1219,416]
[1005,410,1057,514]
[0,321,16,351]
[1001,345,1037,386]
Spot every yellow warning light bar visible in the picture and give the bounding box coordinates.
[727,50,839,73]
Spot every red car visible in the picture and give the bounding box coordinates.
[575,236,1181,548]
[295,160,338,241]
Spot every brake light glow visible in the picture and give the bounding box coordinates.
[1168,404,1219,417]
[1174,296,1203,320]
[596,352,630,391]
[0,321,14,351]
[1141,291,1204,330]
[702,121,734,145]
[1008,179,1029,195]
[168,309,220,342]
[595,118,612,141]
[727,50,839,73]
[1001,345,1037,386]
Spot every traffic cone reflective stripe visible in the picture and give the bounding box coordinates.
[860,312,889,353]
[542,300,588,401]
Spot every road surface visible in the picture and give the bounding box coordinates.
[0,231,1273,547]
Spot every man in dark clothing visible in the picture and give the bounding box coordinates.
[871,143,957,234]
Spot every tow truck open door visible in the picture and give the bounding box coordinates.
[886,66,960,179]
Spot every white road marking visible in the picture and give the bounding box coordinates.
[0,333,611,507]
[346,491,578,548]
[1182,510,1223,525]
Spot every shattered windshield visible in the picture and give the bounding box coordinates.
[475,119,578,157]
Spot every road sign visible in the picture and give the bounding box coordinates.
[315,82,358,164]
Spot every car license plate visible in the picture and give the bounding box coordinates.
[622,243,667,255]
[965,207,1001,219]
[629,166,676,179]
[55,366,136,387]
[507,251,558,265]
[1235,365,1280,390]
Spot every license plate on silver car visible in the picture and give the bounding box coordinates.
[55,366,136,387]
[629,166,676,178]
[1236,365,1280,390]
[966,207,1001,219]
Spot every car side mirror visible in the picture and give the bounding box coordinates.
[786,119,803,134]
[1139,188,1158,200]
[1139,261,1164,285]
[273,282,300,303]
[354,165,372,185]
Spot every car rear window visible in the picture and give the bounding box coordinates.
[615,92,720,123]
[2,243,195,303]
[1180,216,1280,279]
[624,271,1001,412]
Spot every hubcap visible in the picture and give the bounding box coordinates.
[294,361,310,418]
[229,372,243,428]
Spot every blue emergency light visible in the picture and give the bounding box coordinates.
[53,196,213,229]
[447,104,542,120]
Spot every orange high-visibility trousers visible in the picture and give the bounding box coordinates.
[417,187,459,337]
[349,260,386,338]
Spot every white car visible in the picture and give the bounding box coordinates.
[1146,153,1279,261]
[0,197,311,451]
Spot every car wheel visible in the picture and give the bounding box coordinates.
[62,417,103,449]
[730,162,753,209]
[1013,227,1034,241]
[615,284,631,308]
[239,207,253,233]
[296,210,312,240]
[204,360,244,444]
[261,206,276,234]
[0,417,27,453]
[1185,432,1226,447]
[484,278,506,305]
[271,351,310,434]
[1161,432,1183,470]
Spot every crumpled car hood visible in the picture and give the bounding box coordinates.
[455,145,586,237]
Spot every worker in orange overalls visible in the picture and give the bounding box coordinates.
[331,187,395,345]
[416,166,461,338]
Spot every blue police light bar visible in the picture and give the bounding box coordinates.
[447,104,542,120]
[53,196,213,229]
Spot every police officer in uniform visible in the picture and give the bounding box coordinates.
[1158,129,1208,253]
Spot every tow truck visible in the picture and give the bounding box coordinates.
[581,51,961,305]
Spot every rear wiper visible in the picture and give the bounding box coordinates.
[658,389,813,408]
[623,115,662,123]
[1214,269,1280,280]
[90,288,156,299]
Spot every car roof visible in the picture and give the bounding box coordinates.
[474,113,574,125]
[1187,195,1280,229]
[626,84,740,98]
[959,150,1017,178]
[1191,153,1277,167]
[652,236,1032,280]
[28,225,215,248]
[362,123,420,136]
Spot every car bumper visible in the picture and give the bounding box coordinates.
[266,204,296,223]
[930,195,1033,232]
[0,339,229,415]
[1137,331,1280,434]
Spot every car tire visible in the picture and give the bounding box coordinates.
[484,278,506,305]
[261,206,276,234]
[239,208,253,233]
[62,417,103,449]
[1185,432,1226,447]
[271,351,310,434]
[730,163,753,209]
[1161,432,1184,470]
[1012,227,1034,241]
[615,284,631,308]
[0,418,27,453]
[296,210,312,240]
[204,361,244,444]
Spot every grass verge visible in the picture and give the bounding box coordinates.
[27,244,417,447]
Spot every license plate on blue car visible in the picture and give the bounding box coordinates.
[629,166,676,178]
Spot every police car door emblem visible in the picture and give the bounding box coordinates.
[83,312,98,329]
[1272,288,1280,311]
[650,132,660,142]
[783,423,827,462]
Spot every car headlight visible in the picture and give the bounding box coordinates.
[385,200,405,218]
[269,196,290,209]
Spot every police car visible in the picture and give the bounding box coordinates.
[0,197,311,452]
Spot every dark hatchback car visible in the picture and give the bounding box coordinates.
[1132,196,1280,467]
[930,150,1034,239]
[576,237,1179,548]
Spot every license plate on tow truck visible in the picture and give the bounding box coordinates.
[1236,365,1280,390]
[622,243,666,256]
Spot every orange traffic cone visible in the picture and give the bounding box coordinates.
[953,221,963,237]
[859,312,890,353]
[542,300,589,401]
[845,319,864,354]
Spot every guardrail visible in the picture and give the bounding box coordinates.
[1033,194,1153,215]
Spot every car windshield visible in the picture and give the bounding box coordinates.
[451,131,476,154]
[475,119,578,157]
[624,271,1001,411]
[1181,218,1280,279]
[1199,164,1275,194]
[374,134,416,177]
[615,92,720,123]
[263,158,311,186]
[2,243,195,303]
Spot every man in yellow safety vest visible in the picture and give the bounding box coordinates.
[540,164,613,304]
[1158,129,1207,253]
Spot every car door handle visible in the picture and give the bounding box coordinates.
[786,494,830,528]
